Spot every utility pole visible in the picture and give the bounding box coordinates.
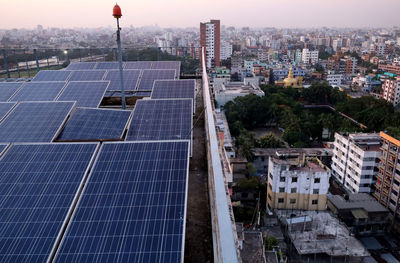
[113,3,126,109]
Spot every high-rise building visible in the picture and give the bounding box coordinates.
[301,48,319,64]
[200,19,220,69]
[220,40,233,60]
[331,133,381,193]
[382,77,400,107]
[373,132,400,218]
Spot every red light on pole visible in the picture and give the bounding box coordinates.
[113,3,126,109]
[113,4,122,18]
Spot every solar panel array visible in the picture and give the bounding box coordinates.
[0,83,23,101]
[125,61,152,69]
[0,102,16,121]
[11,81,66,102]
[104,70,141,94]
[32,70,72,82]
[0,101,74,143]
[151,61,180,78]
[66,62,97,70]
[57,107,131,141]
[68,70,106,81]
[126,99,192,141]
[57,81,109,107]
[137,69,176,96]
[54,141,189,263]
[151,80,195,100]
[0,143,98,263]
[95,62,121,70]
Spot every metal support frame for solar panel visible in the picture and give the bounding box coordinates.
[31,70,72,82]
[0,82,24,101]
[53,140,190,263]
[66,62,98,70]
[126,98,193,156]
[136,69,177,97]
[9,81,67,102]
[56,81,109,108]
[0,102,17,122]
[56,107,133,142]
[151,79,196,113]
[68,70,107,81]
[95,62,124,70]
[0,142,100,263]
[0,101,76,143]
[104,69,141,97]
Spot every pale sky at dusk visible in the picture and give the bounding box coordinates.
[1,0,399,29]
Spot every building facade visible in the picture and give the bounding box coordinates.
[382,77,400,107]
[220,40,232,60]
[200,19,220,69]
[331,133,381,193]
[267,155,330,211]
[301,48,319,64]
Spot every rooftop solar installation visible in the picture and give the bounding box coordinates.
[66,62,98,70]
[0,143,98,263]
[151,80,195,100]
[0,101,74,143]
[0,82,23,101]
[126,99,192,141]
[125,61,152,69]
[137,69,176,96]
[57,107,132,141]
[32,70,72,82]
[95,62,122,70]
[68,70,106,81]
[104,69,141,93]
[10,81,66,102]
[54,140,190,263]
[57,81,109,107]
[0,144,8,155]
[0,102,16,121]
[151,61,181,78]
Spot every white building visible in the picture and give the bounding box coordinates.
[382,77,400,106]
[301,49,319,64]
[214,81,264,107]
[220,40,233,60]
[267,155,330,211]
[326,73,343,87]
[331,133,381,193]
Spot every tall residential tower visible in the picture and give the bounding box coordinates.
[200,19,220,69]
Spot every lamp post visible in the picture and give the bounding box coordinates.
[113,3,126,109]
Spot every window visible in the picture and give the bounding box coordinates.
[313,189,319,194]
[278,198,284,203]
[314,178,320,183]
[279,187,285,193]
[290,199,296,204]
[280,176,285,182]
[269,173,273,180]
[291,188,297,193]
[292,177,298,183]
[312,199,318,205]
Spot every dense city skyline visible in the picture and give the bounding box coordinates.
[1,0,400,29]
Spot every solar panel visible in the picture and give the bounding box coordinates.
[0,102,16,121]
[32,70,72,82]
[0,101,74,143]
[11,81,66,102]
[126,99,192,141]
[104,70,141,93]
[0,143,98,262]
[151,61,181,78]
[66,62,97,70]
[125,61,152,69]
[54,140,190,263]
[57,81,109,107]
[95,62,121,70]
[151,80,195,100]
[137,69,176,96]
[0,144,8,155]
[68,70,106,81]
[0,82,23,101]
[57,107,132,141]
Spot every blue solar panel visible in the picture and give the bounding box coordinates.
[0,83,23,101]
[137,69,176,96]
[151,80,195,100]
[125,61,152,69]
[95,62,121,70]
[66,62,97,70]
[57,81,109,107]
[126,99,192,141]
[0,102,16,121]
[54,141,190,263]
[68,70,106,81]
[0,143,98,263]
[104,70,141,93]
[151,61,180,78]
[0,144,8,155]
[32,70,72,82]
[11,81,66,102]
[0,101,74,143]
[57,107,132,141]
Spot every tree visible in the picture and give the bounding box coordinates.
[257,133,283,148]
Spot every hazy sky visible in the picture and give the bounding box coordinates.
[1,0,400,29]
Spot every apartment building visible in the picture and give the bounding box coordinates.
[301,48,319,64]
[374,132,400,219]
[267,153,330,211]
[331,133,381,193]
[200,19,220,69]
[382,77,400,107]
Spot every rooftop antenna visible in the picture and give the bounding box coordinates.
[113,3,126,109]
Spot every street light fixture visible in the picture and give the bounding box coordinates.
[113,3,126,109]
